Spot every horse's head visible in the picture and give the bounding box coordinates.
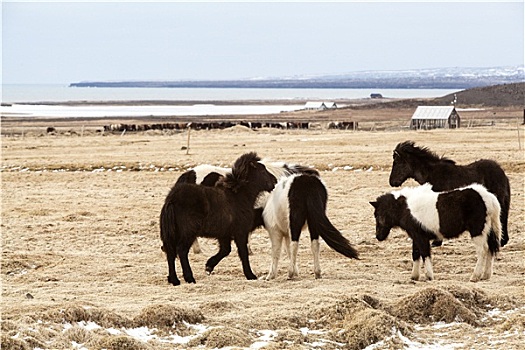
[230,152,277,193]
[389,142,414,187]
[370,194,399,241]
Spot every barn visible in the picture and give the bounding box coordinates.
[410,106,460,130]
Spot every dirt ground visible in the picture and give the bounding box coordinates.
[1,120,524,349]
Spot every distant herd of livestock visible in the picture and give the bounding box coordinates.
[103,120,358,132]
[159,141,510,286]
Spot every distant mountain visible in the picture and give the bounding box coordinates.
[70,65,524,89]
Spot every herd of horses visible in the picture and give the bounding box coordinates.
[160,141,511,286]
[104,120,358,133]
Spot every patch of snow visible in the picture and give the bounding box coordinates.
[300,327,325,336]
[255,329,278,341]
[124,326,157,342]
[77,321,101,331]
[106,328,121,335]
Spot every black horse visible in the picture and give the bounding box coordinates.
[389,141,511,247]
[160,152,276,286]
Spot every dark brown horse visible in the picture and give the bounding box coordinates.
[389,141,511,247]
[160,152,276,286]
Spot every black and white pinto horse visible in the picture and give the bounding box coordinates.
[160,152,276,285]
[370,183,501,282]
[389,140,511,247]
[262,173,359,280]
[176,161,318,254]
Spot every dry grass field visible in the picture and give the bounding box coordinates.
[2,117,524,349]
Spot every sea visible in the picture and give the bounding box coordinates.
[1,84,458,118]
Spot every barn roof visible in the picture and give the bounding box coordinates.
[411,106,456,120]
[305,101,326,109]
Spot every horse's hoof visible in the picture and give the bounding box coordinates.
[469,275,480,282]
[432,240,443,247]
[185,277,196,284]
[246,274,258,280]
[205,265,214,275]
[168,276,181,286]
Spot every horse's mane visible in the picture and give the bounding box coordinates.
[221,152,261,191]
[395,141,455,165]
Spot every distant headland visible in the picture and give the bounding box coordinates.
[70,66,524,90]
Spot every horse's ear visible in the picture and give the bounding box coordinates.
[369,201,378,208]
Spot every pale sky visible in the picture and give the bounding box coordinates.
[2,1,524,84]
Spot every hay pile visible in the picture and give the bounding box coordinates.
[310,296,411,350]
[133,304,204,329]
[187,326,253,348]
[388,285,517,326]
[389,287,478,325]
[305,286,521,350]
[1,303,204,350]
[2,287,522,349]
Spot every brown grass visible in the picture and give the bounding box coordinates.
[2,120,524,349]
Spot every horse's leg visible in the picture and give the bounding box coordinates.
[288,241,299,280]
[288,209,306,280]
[411,240,421,281]
[481,251,494,280]
[423,256,434,281]
[311,238,321,279]
[282,231,293,276]
[234,232,257,280]
[431,239,443,247]
[164,242,180,286]
[177,243,196,284]
[419,240,433,281]
[265,229,284,280]
[470,235,485,282]
[205,237,232,275]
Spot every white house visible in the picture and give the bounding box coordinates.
[304,101,337,110]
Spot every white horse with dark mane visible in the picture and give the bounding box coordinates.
[261,173,359,280]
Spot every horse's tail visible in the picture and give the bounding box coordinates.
[160,199,178,256]
[499,186,511,247]
[487,201,502,256]
[481,187,502,255]
[305,179,359,260]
